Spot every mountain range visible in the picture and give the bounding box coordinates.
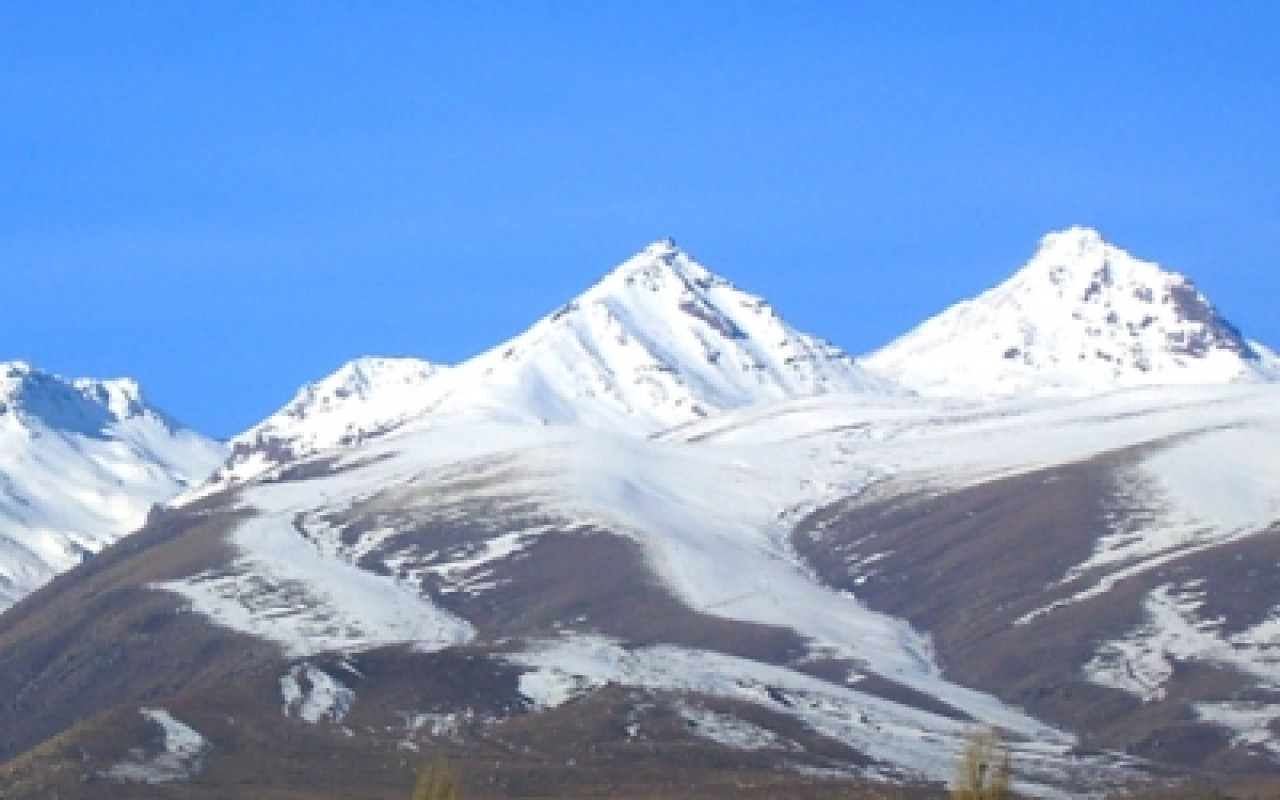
[1,227,1278,799]
[215,238,896,485]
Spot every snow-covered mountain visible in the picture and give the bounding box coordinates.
[223,356,448,482]
[8,232,1280,798]
[865,226,1279,396]
[219,239,897,482]
[434,238,898,426]
[0,361,225,611]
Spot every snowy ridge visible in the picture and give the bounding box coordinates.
[213,230,1279,488]
[0,361,225,611]
[865,226,1277,397]
[212,241,899,484]
[2,361,156,437]
[424,239,898,430]
[219,356,446,483]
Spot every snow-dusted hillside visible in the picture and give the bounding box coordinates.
[0,362,225,610]
[219,240,898,483]
[675,382,1280,764]
[157,378,1280,790]
[162,405,1146,793]
[865,226,1279,396]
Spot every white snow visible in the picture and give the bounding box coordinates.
[401,711,468,740]
[1195,701,1280,757]
[159,460,477,657]
[281,663,355,723]
[508,635,1135,795]
[159,519,474,658]
[865,227,1277,397]
[416,530,538,596]
[1085,583,1280,702]
[104,708,211,784]
[215,356,448,484]
[0,361,225,611]
[674,700,798,751]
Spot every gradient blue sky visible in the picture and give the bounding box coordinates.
[4,2,1278,437]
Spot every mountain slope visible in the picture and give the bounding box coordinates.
[219,240,897,482]
[865,226,1278,396]
[0,399,1151,797]
[0,361,225,610]
[760,384,1280,779]
[18,381,1280,794]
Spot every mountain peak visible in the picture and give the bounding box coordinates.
[644,236,680,256]
[215,356,447,484]
[436,241,897,430]
[0,360,225,610]
[865,228,1273,396]
[597,238,730,297]
[1014,226,1169,295]
[1,359,36,391]
[214,243,899,484]
[1036,224,1106,256]
[1,361,159,435]
[281,356,445,420]
[72,377,148,420]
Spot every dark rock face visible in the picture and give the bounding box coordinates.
[679,297,746,340]
[1164,282,1252,358]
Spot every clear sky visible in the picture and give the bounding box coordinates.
[4,2,1278,438]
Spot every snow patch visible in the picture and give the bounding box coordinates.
[1085,583,1280,701]
[674,700,797,751]
[281,663,355,723]
[158,502,474,657]
[104,708,211,784]
[508,636,1137,795]
[1195,701,1280,758]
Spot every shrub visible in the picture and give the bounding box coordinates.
[413,757,460,800]
[952,726,1011,800]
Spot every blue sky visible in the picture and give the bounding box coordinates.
[4,2,1278,437]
